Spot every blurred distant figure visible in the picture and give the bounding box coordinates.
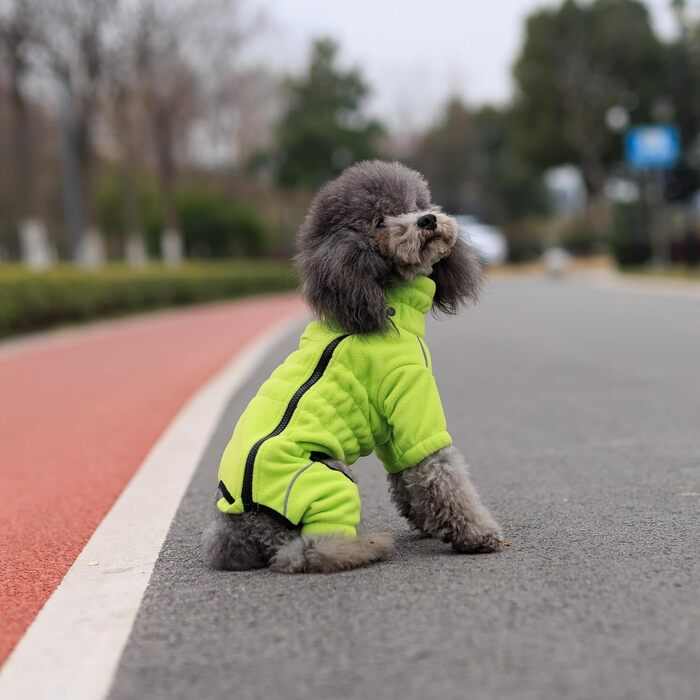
[543,247,571,278]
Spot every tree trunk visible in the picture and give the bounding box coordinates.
[9,48,31,222]
[74,106,105,267]
[114,90,146,266]
[153,102,182,264]
[8,27,52,267]
[59,93,85,261]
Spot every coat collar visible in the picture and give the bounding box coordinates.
[385,276,435,337]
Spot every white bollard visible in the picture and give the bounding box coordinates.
[77,227,106,268]
[125,233,148,267]
[161,228,183,266]
[19,219,54,270]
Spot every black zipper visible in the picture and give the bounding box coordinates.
[241,334,350,510]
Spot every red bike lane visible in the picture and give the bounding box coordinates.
[0,294,305,664]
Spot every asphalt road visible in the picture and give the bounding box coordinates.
[107,277,700,700]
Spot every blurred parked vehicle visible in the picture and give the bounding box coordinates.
[455,215,508,266]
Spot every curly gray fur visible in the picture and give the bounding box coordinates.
[270,532,393,574]
[202,508,392,573]
[296,160,482,335]
[201,509,297,570]
[387,446,503,553]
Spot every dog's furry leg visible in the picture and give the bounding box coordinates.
[386,468,432,539]
[201,509,296,570]
[267,457,393,573]
[269,531,393,574]
[387,468,414,520]
[387,446,503,553]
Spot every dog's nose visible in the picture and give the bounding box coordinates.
[417,213,437,231]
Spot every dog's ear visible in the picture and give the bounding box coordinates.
[430,235,483,314]
[296,233,391,335]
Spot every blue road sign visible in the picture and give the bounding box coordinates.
[624,125,680,170]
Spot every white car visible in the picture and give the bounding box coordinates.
[454,215,508,266]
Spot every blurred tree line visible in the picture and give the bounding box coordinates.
[0,0,699,267]
[410,0,700,263]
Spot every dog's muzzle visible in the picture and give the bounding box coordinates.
[417,213,438,231]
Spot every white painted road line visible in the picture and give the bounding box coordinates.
[0,314,304,700]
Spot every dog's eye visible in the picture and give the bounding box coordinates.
[376,217,385,229]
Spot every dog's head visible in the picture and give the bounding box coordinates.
[296,160,482,334]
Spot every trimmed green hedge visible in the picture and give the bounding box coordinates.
[0,261,298,338]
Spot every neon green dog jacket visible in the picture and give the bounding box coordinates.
[216,275,452,537]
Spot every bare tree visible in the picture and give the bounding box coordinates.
[131,0,253,263]
[38,0,116,264]
[102,5,148,265]
[131,1,201,264]
[217,65,279,169]
[110,79,147,265]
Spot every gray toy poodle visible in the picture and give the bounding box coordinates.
[202,160,504,573]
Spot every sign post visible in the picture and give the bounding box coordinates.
[624,125,681,266]
[624,125,680,170]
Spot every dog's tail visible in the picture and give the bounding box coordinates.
[270,531,393,574]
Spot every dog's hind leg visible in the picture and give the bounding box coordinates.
[269,531,393,573]
[201,509,295,570]
[203,508,392,574]
[387,446,504,553]
[270,459,393,573]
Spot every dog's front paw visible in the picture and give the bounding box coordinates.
[451,528,505,554]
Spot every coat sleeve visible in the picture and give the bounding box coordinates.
[374,363,452,473]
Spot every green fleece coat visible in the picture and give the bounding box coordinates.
[216,275,452,537]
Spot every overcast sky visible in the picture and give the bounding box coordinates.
[255,0,679,131]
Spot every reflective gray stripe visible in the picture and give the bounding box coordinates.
[282,462,314,518]
[417,337,428,367]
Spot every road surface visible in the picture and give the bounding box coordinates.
[111,276,700,700]
[4,276,700,699]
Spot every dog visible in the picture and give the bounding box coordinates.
[202,160,504,573]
